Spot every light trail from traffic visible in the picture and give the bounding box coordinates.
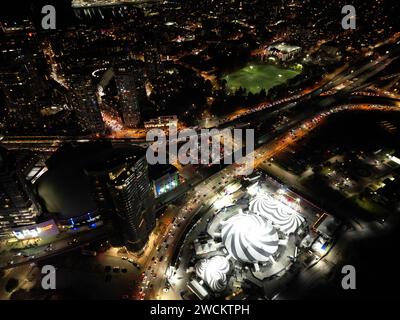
[140,100,400,300]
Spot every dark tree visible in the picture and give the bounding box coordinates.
[5,278,19,293]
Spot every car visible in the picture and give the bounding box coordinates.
[68,238,78,245]
[81,249,97,256]
[113,266,120,272]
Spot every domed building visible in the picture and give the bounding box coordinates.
[36,141,155,251]
[195,256,230,292]
[249,193,305,234]
[220,213,279,264]
[181,175,315,300]
[36,142,106,226]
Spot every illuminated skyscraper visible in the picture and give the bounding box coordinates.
[37,142,155,251]
[69,77,105,134]
[84,144,155,251]
[0,22,48,134]
[106,153,155,251]
[0,147,41,238]
[115,67,146,128]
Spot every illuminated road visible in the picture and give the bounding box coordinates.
[141,98,400,300]
[3,46,400,149]
[2,37,400,294]
[140,172,237,300]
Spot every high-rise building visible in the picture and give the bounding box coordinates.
[0,22,48,134]
[144,44,164,81]
[36,142,155,251]
[69,77,105,135]
[85,143,155,251]
[106,153,155,251]
[114,67,145,128]
[0,146,42,238]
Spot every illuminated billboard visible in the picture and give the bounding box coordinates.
[153,171,181,198]
[12,219,59,240]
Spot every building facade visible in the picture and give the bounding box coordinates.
[0,22,48,134]
[115,67,146,128]
[0,147,42,238]
[69,77,105,135]
[106,155,154,251]
[37,142,155,251]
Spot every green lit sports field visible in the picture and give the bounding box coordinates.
[222,63,300,94]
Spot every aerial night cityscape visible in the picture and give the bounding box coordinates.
[0,0,400,310]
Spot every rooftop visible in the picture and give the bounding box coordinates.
[269,43,302,53]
